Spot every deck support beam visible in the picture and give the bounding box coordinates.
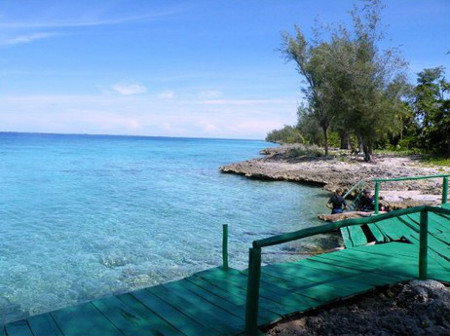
[442,176,449,204]
[374,182,380,214]
[245,247,262,336]
[419,210,429,280]
[222,224,229,270]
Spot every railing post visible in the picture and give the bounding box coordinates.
[245,247,262,336]
[419,210,428,280]
[442,176,449,204]
[374,182,380,214]
[222,224,229,271]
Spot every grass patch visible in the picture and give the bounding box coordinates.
[374,148,423,156]
[286,144,325,158]
[419,156,450,168]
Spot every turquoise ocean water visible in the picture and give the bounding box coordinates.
[0,132,330,324]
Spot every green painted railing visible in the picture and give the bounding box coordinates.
[222,224,229,270]
[343,179,366,199]
[244,205,450,336]
[372,174,449,214]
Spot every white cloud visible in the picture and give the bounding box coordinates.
[0,10,183,29]
[200,98,292,105]
[158,90,176,99]
[198,90,222,99]
[112,83,147,96]
[0,93,298,139]
[1,32,59,46]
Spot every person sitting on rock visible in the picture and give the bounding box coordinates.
[359,189,375,212]
[327,188,347,214]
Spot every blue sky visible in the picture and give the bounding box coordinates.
[0,0,449,139]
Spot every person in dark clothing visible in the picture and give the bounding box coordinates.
[327,188,347,214]
[359,189,375,212]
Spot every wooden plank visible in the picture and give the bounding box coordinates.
[131,288,220,336]
[343,244,419,263]
[92,295,184,336]
[185,275,280,323]
[296,260,380,293]
[314,250,412,279]
[367,223,387,242]
[259,264,359,305]
[187,274,246,306]
[164,279,245,320]
[198,267,317,307]
[407,235,450,269]
[376,217,416,241]
[261,262,353,287]
[435,232,450,243]
[261,262,369,299]
[247,268,325,302]
[340,227,353,248]
[116,293,186,336]
[51,302,124,336]
[347,225,368,246]
[428,213,450,233]
[295,282,366,304]
[200,269,321,315]
[309,255,411,285]
[193,271,292,313]
[149,284,244,335]
[4,320,34,336]
[27,313,64,336]
[194,270,296,317]
[298,259,362,277]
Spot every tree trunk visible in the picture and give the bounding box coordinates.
[357,134,363,153]
[447,135,450,156]
[340,132,350,150]
[323,127,329,156]
[362,142,371,162]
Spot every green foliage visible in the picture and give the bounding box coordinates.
[411,67,450,155]
[296,104,324,145]
[269,0,448,158]
[281,28,335,155]
[419,156,450,167]
[286,144,324,158]
[265,125,304,144]
[327,131,341,148]
[279,0,408,161]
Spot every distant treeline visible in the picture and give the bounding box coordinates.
[267,0,449,160]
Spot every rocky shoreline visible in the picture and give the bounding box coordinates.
[223,145,450,335]
[220,145,450,208]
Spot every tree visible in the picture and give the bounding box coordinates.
[342,0,407,160]
[281,0,408,161]
[413,67,450,155]
[265,125,304,144]
[281,28,336,156]
[296,103,324,145]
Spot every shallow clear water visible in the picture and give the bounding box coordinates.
[0,133,330,324]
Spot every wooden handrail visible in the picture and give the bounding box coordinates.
[372,175,449,213]
[244,205,450,335]
[371,174,450,183]
[252,205,450,248]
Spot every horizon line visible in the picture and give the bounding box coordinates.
[0,130,266,142]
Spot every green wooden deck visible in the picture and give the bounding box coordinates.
[3,206,450,336]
